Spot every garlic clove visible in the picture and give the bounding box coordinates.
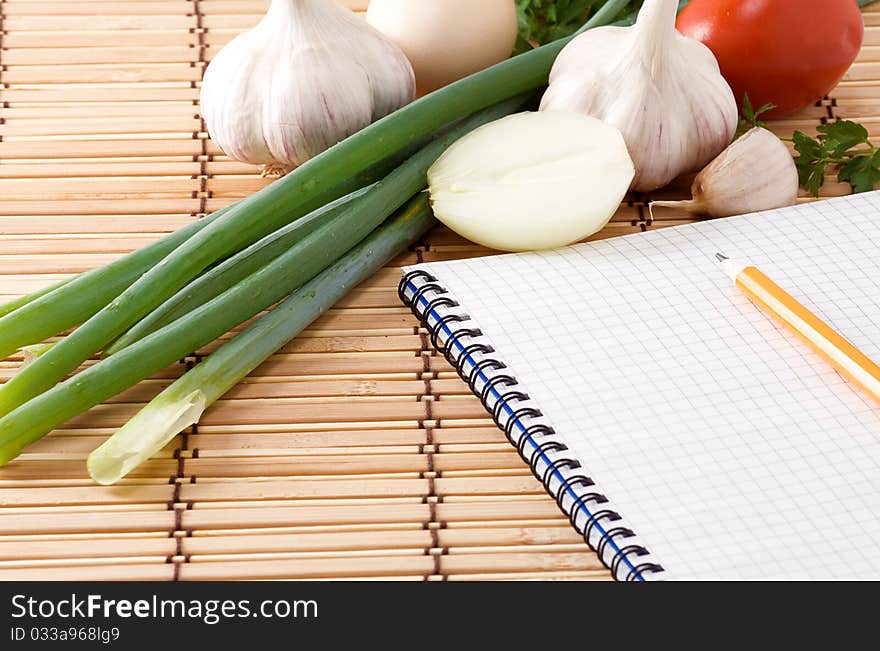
[539,0,738,192]
[200,0,415,173]
[650,127,799,219]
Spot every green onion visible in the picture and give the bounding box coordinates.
[0,276,76,319]
[103,186,372,357]
[0,153,408,365]
[0,96,526,464]
[89,194,435,484]
[0,205,232,360]
[0,166,402,417]
[0,0,629,420]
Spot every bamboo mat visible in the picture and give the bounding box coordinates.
[0,0,875,582]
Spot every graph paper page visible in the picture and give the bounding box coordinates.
[409,192,880,579]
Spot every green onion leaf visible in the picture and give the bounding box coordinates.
[89,195,434,485]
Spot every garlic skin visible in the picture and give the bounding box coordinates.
[200,0,415,174]
[539,0,738,192]
[650,127,799,219]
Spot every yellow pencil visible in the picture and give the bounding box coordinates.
[716,252,880,403]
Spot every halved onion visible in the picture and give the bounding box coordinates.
[428,111,634,252]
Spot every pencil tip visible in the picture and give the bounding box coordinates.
[715,252,728,262]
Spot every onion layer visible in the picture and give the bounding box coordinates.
[427,111,634,252]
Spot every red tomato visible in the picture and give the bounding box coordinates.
[676,0,864,117]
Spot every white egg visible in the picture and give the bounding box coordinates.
[366,0,518,95]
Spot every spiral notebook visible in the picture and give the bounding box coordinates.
[399,191,880,581]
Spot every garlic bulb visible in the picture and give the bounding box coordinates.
[650,128,799,219]
[539,0,738,192]
[200,0,415,175]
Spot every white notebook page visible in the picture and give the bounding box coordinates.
[409,192,880,579]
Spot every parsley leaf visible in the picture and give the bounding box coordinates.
[817,120,870,157]
[838,149,880,194]
[736,93,776,138]
[792,119,880,197]
[514,0,642,53]
[515,0,593,53]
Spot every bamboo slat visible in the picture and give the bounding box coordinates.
[0,1,876,582]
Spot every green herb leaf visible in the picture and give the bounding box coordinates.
[741,93,756,123]
[792,130,823,161]
[792,131,830,197]
[792,120,880,197]
[516,0,594,53]
[803,161,829,198]
[837,150,880,194]
[736,93,776,137]
[817,120,870,157]
[514,0,642,53]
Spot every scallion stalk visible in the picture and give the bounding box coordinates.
[0,205,232,358]
[0,163,404,416]
[0,153,408,364]
[103,186,373,357]
[0,96,527,464]
[0,276,76,319]
[88,194,434,484]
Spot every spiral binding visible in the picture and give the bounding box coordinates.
[400,271,665,581]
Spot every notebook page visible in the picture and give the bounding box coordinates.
[410,192,880,579]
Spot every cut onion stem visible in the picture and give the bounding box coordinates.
[88,194,435,485]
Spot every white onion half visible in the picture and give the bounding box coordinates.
[427,111,634,252]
